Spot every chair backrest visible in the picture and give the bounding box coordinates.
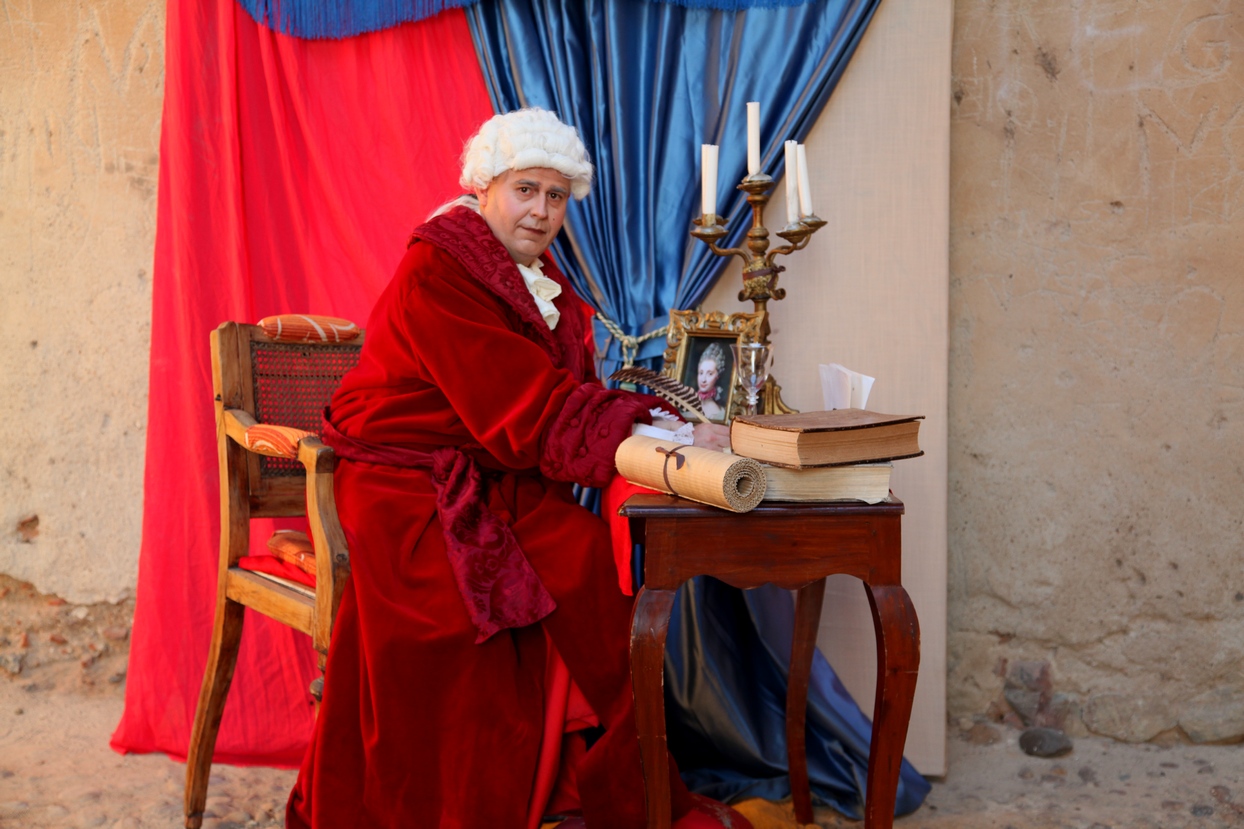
[212,321,364,520]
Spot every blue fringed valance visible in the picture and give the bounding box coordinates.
[236,0,816,40]
[236,0,475,39]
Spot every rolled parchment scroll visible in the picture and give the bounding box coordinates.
[614,435,767,513]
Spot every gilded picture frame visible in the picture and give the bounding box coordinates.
[661,310,765,424]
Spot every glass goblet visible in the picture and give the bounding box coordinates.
[731,342,773,417]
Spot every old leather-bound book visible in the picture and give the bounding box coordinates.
[730,409,923,469]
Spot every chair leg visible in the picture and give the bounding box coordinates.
[184,597,246,829]
[308,651,328,723]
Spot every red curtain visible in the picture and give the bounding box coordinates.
[110,0,494,765]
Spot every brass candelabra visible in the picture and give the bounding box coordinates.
[690,172,826,414]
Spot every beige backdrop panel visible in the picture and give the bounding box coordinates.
[702,0,951,774]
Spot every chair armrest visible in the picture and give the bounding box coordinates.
[223,409,314,460]
[298,436,350,653]
[220,406,348,651]
[222,408,257,447]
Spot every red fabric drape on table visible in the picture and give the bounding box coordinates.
[110,0,494,765]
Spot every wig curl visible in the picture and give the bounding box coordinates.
[699,341,727,372]
[460,108,594,200]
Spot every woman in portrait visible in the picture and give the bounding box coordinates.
[695,341,729,422]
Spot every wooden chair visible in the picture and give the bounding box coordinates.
[184,316,363,829]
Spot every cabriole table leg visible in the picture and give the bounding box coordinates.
[863,584,921,829]
[787,578,827,825]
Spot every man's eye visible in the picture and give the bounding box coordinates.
[518,186,530,194]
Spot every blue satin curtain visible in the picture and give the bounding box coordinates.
[466,0,881,375]
[667,580,931,816]
[467,0,931,817]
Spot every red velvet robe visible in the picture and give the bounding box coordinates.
[286,208,699,828]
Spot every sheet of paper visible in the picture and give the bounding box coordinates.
[819,363,875,409]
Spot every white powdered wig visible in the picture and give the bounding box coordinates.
[460,108,594,200]
[428,193,480,219]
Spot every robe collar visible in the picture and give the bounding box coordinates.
[410,207,583,372]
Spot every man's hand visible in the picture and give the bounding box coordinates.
[691,422,731,451]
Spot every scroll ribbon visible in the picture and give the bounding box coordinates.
[655,445,686,497]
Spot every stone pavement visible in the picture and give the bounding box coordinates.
[5,663,1244,829]
[742,727,1244,829]
[0,671,290,827]
[3,573,1243,828]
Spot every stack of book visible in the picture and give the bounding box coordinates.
[729,409,924,503]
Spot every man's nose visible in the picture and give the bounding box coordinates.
[529,195,549,219]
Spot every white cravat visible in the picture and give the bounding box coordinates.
[516,259,562,330]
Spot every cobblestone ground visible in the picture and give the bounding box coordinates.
[0,682,292,828]
[741,731,1244,829]
[3,573,1244,828]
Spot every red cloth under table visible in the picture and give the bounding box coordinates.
[602,475,662,596]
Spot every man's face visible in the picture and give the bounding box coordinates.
[477,168,572,265]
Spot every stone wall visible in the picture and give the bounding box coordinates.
[948,0,1244,742]
[0,1,164,602]
[3,0,1242,743]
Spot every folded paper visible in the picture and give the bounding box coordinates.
[819,362,875,410]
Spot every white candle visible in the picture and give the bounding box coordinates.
[701,144,718,220]
[784,141,799,226]
[746,102,761,176]
[796,143,813,217]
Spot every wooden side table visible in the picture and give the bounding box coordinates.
[620,493,920,829]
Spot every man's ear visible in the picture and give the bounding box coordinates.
[475,186,490,210]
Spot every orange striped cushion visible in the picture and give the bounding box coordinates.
[258,314,360,343]
[244,424,312,458]
[267,529,317,576]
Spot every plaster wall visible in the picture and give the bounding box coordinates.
[0,1,163,602]
[949,0,1244,742]
[3,0,1243,747]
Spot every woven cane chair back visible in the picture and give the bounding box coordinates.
[215,326,362,516]
[250,339,362,479]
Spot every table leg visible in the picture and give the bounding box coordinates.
[786,578,826,825]
[630,586,677,829]
[863,584,921,829]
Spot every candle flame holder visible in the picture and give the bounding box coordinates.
[691,173,826,414]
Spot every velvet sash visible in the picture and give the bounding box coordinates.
[320,416,556,642]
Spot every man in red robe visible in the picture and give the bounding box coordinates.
[287,108,745,829]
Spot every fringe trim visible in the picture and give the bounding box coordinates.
[235,0,479,40]
[653,0,814,8]
[235,0,818,40]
